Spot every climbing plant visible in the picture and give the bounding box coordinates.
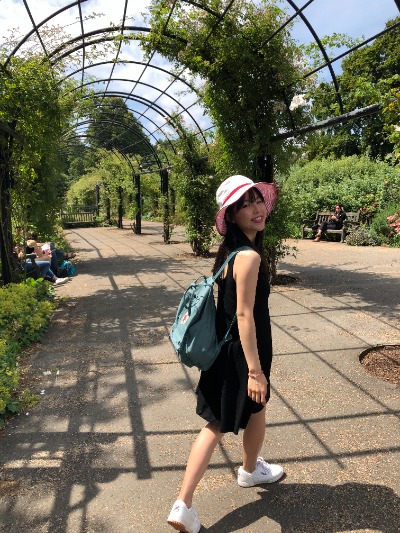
[0,56,79,243]
[141,0,313,175]
[168,129,218,255]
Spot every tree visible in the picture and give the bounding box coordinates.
[306,17,400,160]
[86,97,154,160]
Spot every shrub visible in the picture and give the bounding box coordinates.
[283,155,400,225]
[369,204,400,246]
[0,278,55,428]
[346,226,377,246]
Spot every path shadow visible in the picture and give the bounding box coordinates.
[205,482,399,532]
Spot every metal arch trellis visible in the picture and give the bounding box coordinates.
[67,118,167,168]
[46,28,210,149]
[80,91,194,154]
[2,0,399,145]
[1,0,400,284]
[4,14,209,149]
[73,77,208,146]
[76,95,178,158]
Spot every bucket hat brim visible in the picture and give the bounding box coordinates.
[215,180,278,236]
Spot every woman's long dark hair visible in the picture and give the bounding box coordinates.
[212,188,265,276]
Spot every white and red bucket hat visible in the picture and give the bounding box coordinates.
[215,175,278,236]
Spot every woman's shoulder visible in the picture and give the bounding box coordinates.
[234,249,261,271]
[236,248,259,259]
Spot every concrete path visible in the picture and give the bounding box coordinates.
[0,222,399,533]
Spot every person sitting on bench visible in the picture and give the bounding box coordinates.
[313,204,347,242]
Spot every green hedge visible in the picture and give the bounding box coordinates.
[283,155,400,223]
[0,278,55,428]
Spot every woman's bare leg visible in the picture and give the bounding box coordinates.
[177,423,223,508]
[242,407,266,473]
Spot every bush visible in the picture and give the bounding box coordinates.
[369,204,400,246]
[0,278,55,428]
[283,155,400,225]
[346,226,377,246]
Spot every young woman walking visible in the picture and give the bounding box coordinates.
[167,175,283,533]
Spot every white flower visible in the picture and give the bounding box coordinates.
[289,94,307,111]
[394,125,400,132]
[43,370,52,375]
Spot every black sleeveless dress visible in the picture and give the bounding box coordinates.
[196,255,273,435]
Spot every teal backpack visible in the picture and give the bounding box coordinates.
[169,247,250,371]
[58,259,76,277]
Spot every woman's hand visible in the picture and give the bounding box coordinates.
[247,373,268,405]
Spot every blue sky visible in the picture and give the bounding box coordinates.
[289,0,398,44]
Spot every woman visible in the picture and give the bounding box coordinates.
[17,245,69,285]
[167,175,283,533]
[313,204,347,242]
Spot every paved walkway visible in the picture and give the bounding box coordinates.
[1,222,399,532]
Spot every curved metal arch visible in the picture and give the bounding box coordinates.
[63,59,206,138]
[68,117,167,168]
[79,93,179,155]
[72,78,207,146]
[83,90,207,149]
[284,0,344,114]
[304,18,400,80]
[47,26,179,64]
[63,129,139,169]
[61,60,201,97]
[3,0,84,66]
[99,90,199,140]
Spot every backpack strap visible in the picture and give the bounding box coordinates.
[213,246,253,345]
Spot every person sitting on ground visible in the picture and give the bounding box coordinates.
[29,232,76,260]
[17,248,69,285]
[25,237,75,275]
[313,204,347,242]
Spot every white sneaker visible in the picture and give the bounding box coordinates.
[237,457,284,487]
[167,499,201,533]
[55,277,69,285]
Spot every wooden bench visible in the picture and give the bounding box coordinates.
[302,212,360,242]
[60,207,97,228]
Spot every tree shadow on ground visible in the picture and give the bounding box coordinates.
[278,260,400,324]
[204,482,399,533]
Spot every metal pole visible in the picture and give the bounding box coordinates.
[134,173,141,234]
[160,169,170,243]
[0,128,14,285]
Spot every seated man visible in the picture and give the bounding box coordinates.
[313,204,347,242]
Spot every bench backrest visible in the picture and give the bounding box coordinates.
[316,211,360,223]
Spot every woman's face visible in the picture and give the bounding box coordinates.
[231,189,266,241]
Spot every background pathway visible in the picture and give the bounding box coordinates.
[0,222,399,532]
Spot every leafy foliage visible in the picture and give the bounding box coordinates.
[369,205,400,246]
[0,55,78,238]
[141,0,313,174]
[0,278,54,427]
[283,155,400,223]
[170,131,218,254]
[305,17,400,160]
[345,226,377,247]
